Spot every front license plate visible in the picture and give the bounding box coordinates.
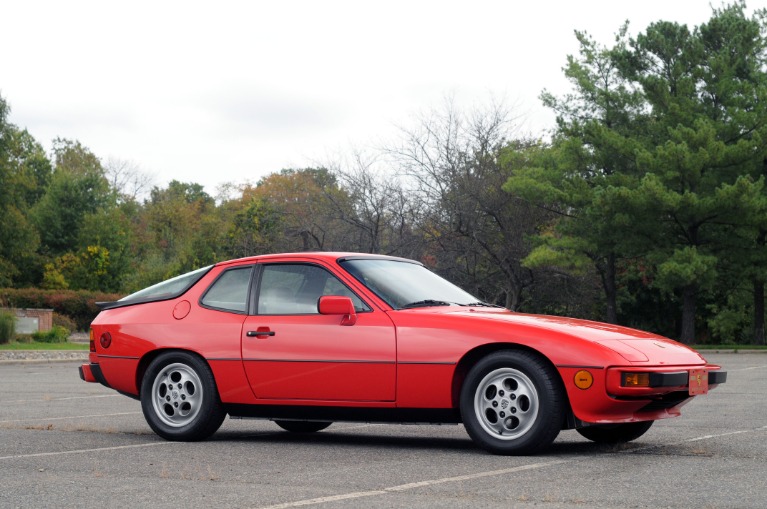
[689,369,708,395]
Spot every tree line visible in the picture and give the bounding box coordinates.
[1,2,765,344]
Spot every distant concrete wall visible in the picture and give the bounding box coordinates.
[1,308,53,334]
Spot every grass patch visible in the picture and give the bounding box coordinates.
[0,341,89,351]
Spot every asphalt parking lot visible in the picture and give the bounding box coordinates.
[1,353,765,509]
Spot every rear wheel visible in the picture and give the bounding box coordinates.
[141,351,226,441]
[576,421,654,444]
[274,421,332,433]
[460,350,565,455]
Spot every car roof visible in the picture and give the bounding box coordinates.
[215,252,421,268]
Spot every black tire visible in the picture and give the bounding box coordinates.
[274,420,332,433]
[576,421,654,444]
[460,350,566,455]
[140,351,226,441]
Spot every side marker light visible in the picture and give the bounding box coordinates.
[574,370,593,390]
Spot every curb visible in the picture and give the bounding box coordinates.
[0,351,89,365]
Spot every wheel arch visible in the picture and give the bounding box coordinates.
[135,348,215,398]
[451,342,573,426]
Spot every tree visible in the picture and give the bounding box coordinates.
[245,168,352,252]
[0,96,52,286]
[506,25,648,324]
[104,157,155,203]
[622,4,767,342]
[332,152,423,257]
[389,100,548,309]
[128,180,219,290]
[32,139,112,256]
[509,3,767,343]
[224,195,282,258]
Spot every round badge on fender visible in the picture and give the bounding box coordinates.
[173,300,191,320]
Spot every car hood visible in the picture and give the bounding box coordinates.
[422,307,707,365]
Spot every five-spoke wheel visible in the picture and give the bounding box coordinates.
[472,367,539,440]
[460,350,565,455]
[141,352,226,441]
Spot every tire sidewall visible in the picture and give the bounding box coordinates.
[460,350,564,455]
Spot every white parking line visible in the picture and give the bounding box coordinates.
[0,411,141,424]
[253,424,767,509]
[254,460,572,509]
[2,394,121,404]
[738,364,767,371]
[0,442,176,461]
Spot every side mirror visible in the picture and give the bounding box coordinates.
[318,296,357,326]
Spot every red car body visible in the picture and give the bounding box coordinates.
[80,252,726,454]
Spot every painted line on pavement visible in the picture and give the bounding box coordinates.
[253,424,767,509]
[2,394,121,404]
[0,411,141,424]
[0,442,176,461]
[253,460,571,509]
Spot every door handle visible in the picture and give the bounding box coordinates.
[247,330,275,337]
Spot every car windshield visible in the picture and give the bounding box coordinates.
[119,265,212,303]
[339,258,479,309]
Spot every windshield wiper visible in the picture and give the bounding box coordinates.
[462,301,504,308]
[401,299,453,309]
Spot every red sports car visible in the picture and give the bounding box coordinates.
[80,252,726,455]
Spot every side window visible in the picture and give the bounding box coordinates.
[200,266,253,313]
[257,264,369,315]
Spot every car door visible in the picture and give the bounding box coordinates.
[242,262,397,401]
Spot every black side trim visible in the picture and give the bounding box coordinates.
[398,361,456,366]
[225,404,461,424]
[709,371,727,384]
[649,371,688,388]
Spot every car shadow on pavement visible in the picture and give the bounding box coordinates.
[209,427,653,456]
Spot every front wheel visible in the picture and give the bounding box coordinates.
[274,421,332,433]
[576,421,654,444]
[141,351,226,441]
[460,350,566,455]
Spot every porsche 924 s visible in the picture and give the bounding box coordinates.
[80,252,726,455]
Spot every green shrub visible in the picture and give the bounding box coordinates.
[53,312,78,332]
[0,310,15,344]
[32,325,70,343]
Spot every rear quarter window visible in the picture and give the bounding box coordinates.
[200,266,254,314]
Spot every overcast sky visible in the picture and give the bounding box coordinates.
[1,0,746,195]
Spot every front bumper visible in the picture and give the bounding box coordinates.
[562,364,726,425]
[646,370,727,388]
[605,364,726,397]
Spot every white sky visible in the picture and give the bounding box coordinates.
[0,0,750,195]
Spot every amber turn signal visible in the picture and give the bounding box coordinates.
[89,328,96,352]
[622,372,650,387]
[574,370,593,389]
